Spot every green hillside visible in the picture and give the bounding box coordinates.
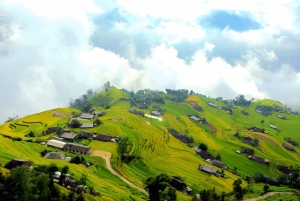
[1,87,300,200]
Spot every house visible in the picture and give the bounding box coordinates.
[151,110,161,116]
[81,131,94,139]
[256,109,262,114]
[207,102,218,108]
[44,152,65,160]
[137,105,148,109]
[186,187,193,195]
[189,116,201,122]
[92,111,105,116]
[64,143,92,155]
[282,143,294,151]
[241,148,254,155]
[211,160,227,169]
[47,139,67,150]
[170,177,186,190]
[4,158,33,170]
[93,133,113,142]
[45,127,59,135]
[152,105,160,109]
[129,109,144,116]
[196,150,216,160]
[241,110,249,115]
[169,129,192,144]
[277,165,291,174]
[266,178,279,186]
[284,138,298,146]
[60,132,77,142]
[249,156,269,165]
[80,113,94,119]
[248,127,266,133]
[269,124,278,130]
[276,115,286,120]
[243,136,253,144]
[199,164,217,174]
[53,171,61,183]
[80,123,94,128]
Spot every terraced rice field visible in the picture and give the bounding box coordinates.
[1,88,300,200]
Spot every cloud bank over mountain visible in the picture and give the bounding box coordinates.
[1,0,300,122]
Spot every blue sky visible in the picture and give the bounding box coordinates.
[0,0,300,122]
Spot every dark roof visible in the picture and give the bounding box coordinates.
[93,134,113,142]
[266,178,279,186]
[45,127,59,134]
[137,105,148,109]
[80,113,94,119]
[282,143,294,151]
[169,130,192,144]
[170,177,186,190]
[60,132,77,140]
[249,156,269,164]
[284,138,298,146]
[64,143,91,154]
[241,111,249,115]
[199,164,217,174]
[129,109,144,116]
[248,127,265,133]
[211,160,226,169]
[44,152,65,160]
[241,148,254,155]
[152,105,160,108]
[243,136,253,144]
[81,131,94,139]
[4,158,33,170]
[197,150,215,160]
[277,165,291,174]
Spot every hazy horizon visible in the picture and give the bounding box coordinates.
[1,0,300,123]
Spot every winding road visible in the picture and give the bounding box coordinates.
[91,150,148,195]
[244,192,294,201]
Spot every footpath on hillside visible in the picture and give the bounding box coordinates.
[91,150,148,195]
[244,192,293,201]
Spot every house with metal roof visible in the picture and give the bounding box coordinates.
[47,139,67,150]
[64,143,92,155]
[80,113,94,119]
[60,132,77,142]
[44,152,65,160]
[211,160,227,169]
[198,164,217,174]
[80,123,94,128]
[151,110,161,116]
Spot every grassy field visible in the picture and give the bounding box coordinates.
[1,88,300,200]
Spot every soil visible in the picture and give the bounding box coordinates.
[91,150,148,195]
[244,192,293,201]
[254,134,280,148]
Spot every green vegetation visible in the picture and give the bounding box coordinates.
[1,87,300,200]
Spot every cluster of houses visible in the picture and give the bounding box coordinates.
[207,102,232,114]
[282,138,298,152]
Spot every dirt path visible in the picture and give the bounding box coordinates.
[91,150,148,195]
[244,192,293,201]
[254,134,280,148]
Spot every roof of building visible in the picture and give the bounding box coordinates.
[190,116,201,121]
[4,158,33,170]
[45,127,59,134]
[44,152,65,160]
[207,102,218,107]
[241,148,255,155]
[243,136,253,144]
[81,131,94,138]
[249,156,269,164]
[277,165,291,174]
[60,132,77,140]
[47,139,67,149]
[269,124,277,129]
[151,111,161,116]
[283,143,294,151]
[285,138,298,146]
[93,133,113,141]
[199,164,217,174]
[64,143,91,153]
[80,113,94,119]
[197,150,216,160]
[211,160,226,168]
[80,123,94,128]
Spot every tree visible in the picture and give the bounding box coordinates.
[104,81,110,92]
[216,154,221,161]
[69,119,81,128]
[117,137,133,156]
[144,173,174,201]
[263,184,270,193]
[159,186,177,201]
[253,172,266,183]
[199,143,208,152]
[232,178,243,199]
[35,173,51,201]
[79,173,87,186]
[93,119,101,126]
